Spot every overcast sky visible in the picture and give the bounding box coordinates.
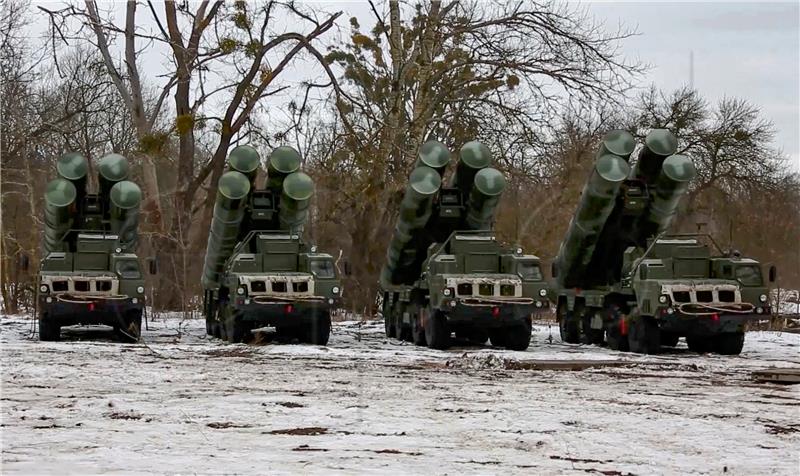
[588,1,799,170]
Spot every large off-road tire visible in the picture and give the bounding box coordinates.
[412,308,426,346]
[383,298,396,338]
[38,316,60,342]
[396,316,413,342]
[604,305,629,352]
[117,310,142,343]
[488,328,507,348]
[424,309,450,350]
[557,301,580,344]
[686,334,713,353]
[713,332,745,355]
[660,332,680,348]
[628,315,660,354]
[504,320,532,351]
[225,316,249,344]
[579,310,605,345]
[304,311,331,345]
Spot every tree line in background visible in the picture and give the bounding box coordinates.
[2,0,798,315]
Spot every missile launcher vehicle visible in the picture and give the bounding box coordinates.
[37,153,148,342]
[551,129,775,355]
[380,141,549,351]
[202,146,341,345]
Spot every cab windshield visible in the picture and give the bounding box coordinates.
[115,260,141,279]
[310,260,335,279]
[517,261,542,280]
[735,265,762,286]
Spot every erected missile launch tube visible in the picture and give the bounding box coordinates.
[278,172,314,233]
[595,130,636,161]
[109,181,142,252]
[416,140,451,177]
[451,141,492,198]
[97,153,130,207]
[639,154,696,238]
[632,129,679,185]
[554,153,631,288]
[266,146,301,192]
[464,167,506,230]
[56,152,89,204]
[201,171,252,289]
[43,179,77,253]
[228,145,261,185]
[381,166,442,287]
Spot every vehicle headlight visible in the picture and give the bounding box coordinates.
[759,294,767,303]
[40,285,49,293]
[538,289,547,297]
[449,300,457,307]
[137,286,145,294]
[131,297,138,304]
[515,247,523,255]
[237,287,246,295]
[534,301,543,308]
[666,307,675,315]
[46,297,53,303]
[332,286,340,295]
[659,295,669,304]
[328,298,334,305]
[443,288,452,296]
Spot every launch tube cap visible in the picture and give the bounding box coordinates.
[595,154,631,182]
[459,141,492,169]
[661,154,696,182]
[56,152,89,181]
[282,172,314,201]
[269,146,302,175]
[602,130,636,157]
[408,166,441,195]
[45,178,77,207]
[473,167,506,196]
[218,171,251,200]
[110,181,142,209]
[98,153,130,182]
[228,145,261,175]
[418,140,451,170]
[644,129,678,157]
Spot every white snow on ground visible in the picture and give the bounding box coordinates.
[1,316,799,475]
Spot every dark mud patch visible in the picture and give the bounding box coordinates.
[267,426,328,436]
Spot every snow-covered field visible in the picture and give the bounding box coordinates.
[2,316,798,475]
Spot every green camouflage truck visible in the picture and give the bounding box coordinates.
[551,129,775,354]
[202,146,341,345]
[37,153,148,342]
[380,141,549,351]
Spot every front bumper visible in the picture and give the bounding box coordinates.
[39,295,143,327]
[656,309,769,334]
[437,300,543,326]
[228,296,339,325]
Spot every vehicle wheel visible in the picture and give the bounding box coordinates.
[686,334,713,353]
[39,316,60,342]
[504,320,532,351]
[305,311,331,345]
[627,315,660,354]
[660,332,680,347]
[118,310,142,343]
[225,316,248,344]
[557,301,580,344]
[424,309,450,350]
[412,308,426,346]
[713,332,745,355]
[212,320,222,339]
[395,307,413,342]
[383,299,396,338]
[579,311,605,345]
[488,328,506,347]
[468,329,489,345]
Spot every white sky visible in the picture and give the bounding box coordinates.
[589,1,800,170]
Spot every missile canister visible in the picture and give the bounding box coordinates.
[109,181,142,252]
[97,153,130,205]
[56,152,89,203]
[554,153,631,288]
[416,140,451,177]
[228,145,261,185]
[451,141,491,198]
[639,154,696,238]
[595,130,636,161]
[266,146,301,192]
[201,171,252,288]
[632,129,678,185]
[278,172,314,233]
[382,166,442,286]
[464,167,506,230]
[43,178,77,253]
